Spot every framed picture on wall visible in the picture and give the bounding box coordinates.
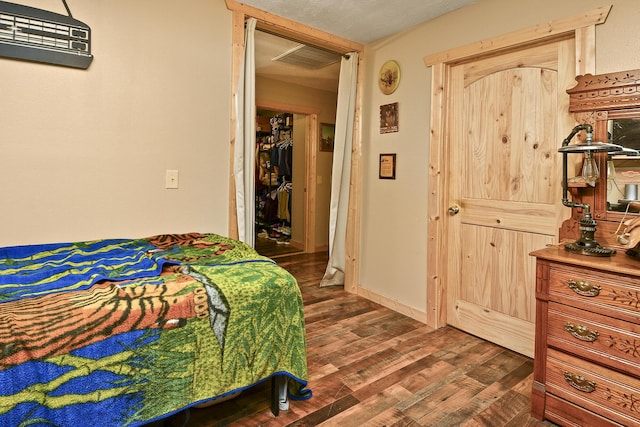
[320,123,335,152]
[380,103,398,133]
[379,153,396,179]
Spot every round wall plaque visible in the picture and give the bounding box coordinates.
[378,60,400,95]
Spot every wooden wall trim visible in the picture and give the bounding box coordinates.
[225,0,363,54]
[305,114,318,253]
[423,5,611,66]
[574,25,596,76]
[344,54,364,294]
[357,286,428,324]
[426,62,447,328]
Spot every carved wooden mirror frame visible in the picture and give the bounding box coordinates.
[560,69,640,248]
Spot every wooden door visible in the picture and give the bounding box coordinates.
[446,41,574,357]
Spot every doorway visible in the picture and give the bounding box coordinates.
[254,108,307,257]
[253,30,339,258]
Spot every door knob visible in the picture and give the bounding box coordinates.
[448,204,460,215]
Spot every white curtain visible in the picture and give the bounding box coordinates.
[320,52,359,287]
[233,18,257,247]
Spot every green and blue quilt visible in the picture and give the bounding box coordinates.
[0,233,310,426]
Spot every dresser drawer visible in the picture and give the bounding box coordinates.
[544,393,623,427]
[546,348,640,425]
[547,301,640,373]
[548,265,640,323]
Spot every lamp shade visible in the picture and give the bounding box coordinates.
[558,123,624,154]
[558,141,623,153]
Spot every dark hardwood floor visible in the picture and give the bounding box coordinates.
[159,251,557,427]
[255,235,304,258]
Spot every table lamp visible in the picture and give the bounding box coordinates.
[558,124,623,256]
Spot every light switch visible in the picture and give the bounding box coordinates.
[165,170,179,189]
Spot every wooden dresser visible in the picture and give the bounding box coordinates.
[531,245,640,426]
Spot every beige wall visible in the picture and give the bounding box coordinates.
[358,0,640,318]
[0,0,231,246]
[256,76,338,249]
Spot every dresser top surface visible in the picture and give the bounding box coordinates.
[531,243,640,277]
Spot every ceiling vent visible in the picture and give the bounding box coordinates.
[272,44,340,70]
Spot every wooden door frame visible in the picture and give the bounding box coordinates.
[422,6,611,329]
[225,0,364,291]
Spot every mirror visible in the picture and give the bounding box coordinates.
[610,118,640,149]
[560,69,640,248]
[607,117,640,213]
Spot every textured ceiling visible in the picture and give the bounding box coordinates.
[240,0,476,44]
[248,0,477,93]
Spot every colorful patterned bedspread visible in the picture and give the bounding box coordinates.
[0,233,310,426]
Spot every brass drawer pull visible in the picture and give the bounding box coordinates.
[564,322,599,342]
[567,279,601,297]
[563,372,596,393]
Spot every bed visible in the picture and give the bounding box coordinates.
[0,232,311,426]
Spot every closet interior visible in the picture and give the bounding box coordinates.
[255,110,295,246]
